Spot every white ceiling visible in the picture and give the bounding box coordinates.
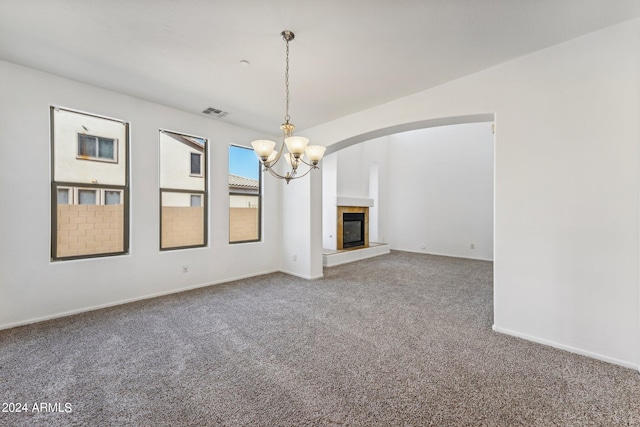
[1,0,639,135]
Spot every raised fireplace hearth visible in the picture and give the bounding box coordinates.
[337,206,369,250]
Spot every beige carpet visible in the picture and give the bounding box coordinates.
[1,251,639,426]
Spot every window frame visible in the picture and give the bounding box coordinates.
[50,106,130,261]
[228,144,262,244]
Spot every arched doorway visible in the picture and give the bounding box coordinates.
[319,113,495,266]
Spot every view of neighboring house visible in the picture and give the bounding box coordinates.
[53,108,127,207]
[160,131,206,207]
[52,108,127,259]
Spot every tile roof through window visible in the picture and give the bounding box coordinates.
[229,174,259,191]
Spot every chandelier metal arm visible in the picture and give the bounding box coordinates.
[262,163,305,184]
[289,165,315,180]
[296,157,320,168]
[274,164,314,184]
[266,139,286,166]
[261,152,318,184]
[264,166,292,180]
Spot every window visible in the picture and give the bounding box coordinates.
[57,188,71,204]
[78,189,98,205]
[77,134,117,162]
[51,107,129,260]
[190,152,202,176]
[104,190,122,205]
[229,145,261,243]
[159,130,207,250]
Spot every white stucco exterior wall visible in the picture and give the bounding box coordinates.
[53,108,127,185]
[159,131,205,192]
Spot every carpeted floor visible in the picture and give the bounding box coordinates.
[1,251,639,426]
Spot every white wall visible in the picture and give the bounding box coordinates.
[0,60,282,329]
[280,172,323,280]
[388,123,494,260]
[368,162,380,243]
[302,19,640,368]
[321,154,338,249]
[336,143,368,198]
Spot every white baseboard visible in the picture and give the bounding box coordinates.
[492,324,639,371]
[393,248,493,262]
[0,269,280,331]
[279,269,324,280]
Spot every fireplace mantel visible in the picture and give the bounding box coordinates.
[336,197,374,207]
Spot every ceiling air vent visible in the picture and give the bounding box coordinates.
[202,107,229,118]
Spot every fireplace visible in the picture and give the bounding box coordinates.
[342,213,365,248]
[337,206,369,250]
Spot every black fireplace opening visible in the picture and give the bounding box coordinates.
[343,212,365,248]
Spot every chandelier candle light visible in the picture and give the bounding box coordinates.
[251,30,326,184]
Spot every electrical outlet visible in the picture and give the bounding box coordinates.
[182,265,189,273]
[293,254,297,262]
[470,243,475,249]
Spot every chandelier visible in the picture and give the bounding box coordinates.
[251,30,326,184]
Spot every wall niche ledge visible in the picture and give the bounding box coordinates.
[336,197,374,207]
